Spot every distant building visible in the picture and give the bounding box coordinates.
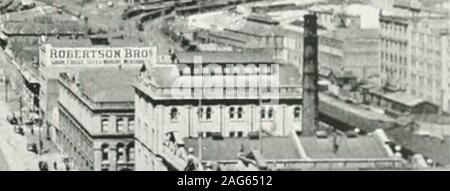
[363,88,439,117]
[380,15,450,112]
[320,28,380,82]
[379,15,411,90]
[192,12,284,57]
[56,68,138,171]
[409,18,449,112]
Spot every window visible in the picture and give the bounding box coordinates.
[199,107,212,120]
[117,143,125,162]
[101,144,109,162]
[237,131,243,137]
[229,132,235,137]
[260,108,266,119]
[229,107,235,119]
[294,106,301,119]
[268,107,274,119]
[116,117,124,132]
[237,107,243,119]
[170,107,178,121]
[205,107,212,120]
[127,143,135,162]
[128,118,135,131]
[101,117,109,132]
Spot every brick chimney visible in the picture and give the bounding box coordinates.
[302,14,319,136]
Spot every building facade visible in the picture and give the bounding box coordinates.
[56,68,138,171]
[409,17,449,111]
[38,38,154,143]
[134,51,302,171]
[379,15,411,90]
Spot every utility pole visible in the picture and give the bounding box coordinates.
[259,74,263,154]
[19,95,22,124]
[198,88,203,162]
[4,74,8,102]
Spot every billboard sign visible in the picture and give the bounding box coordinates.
[40,44,157,66]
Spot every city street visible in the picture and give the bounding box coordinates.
[0,83,39,171]
[0,147,9,170]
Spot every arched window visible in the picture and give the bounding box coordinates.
[127,143,135,162]
[198,107,204,119]
[237,107,243,119]
[170,107,178,121]
[101,144,109,162]
[268,107,274,119]
[117,143,125,162]
[205,107,212,120]
[294,106,301,119]
[229,107,235,119]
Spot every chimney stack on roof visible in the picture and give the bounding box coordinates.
[302,14,320,136]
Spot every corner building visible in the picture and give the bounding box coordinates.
[133,51,303,170]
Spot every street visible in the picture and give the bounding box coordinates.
[0,147,9,171]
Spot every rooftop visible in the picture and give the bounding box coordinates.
[226,20,278,37]
[386,126,450,166]
[2,20,83,35]
[44,35,147,47]
[298,135,391,159]
[75,67,139,103]
[184,136,300,161]
[174,49,278,64]
[370,89,427,107]
[144,62,301,88]
[182,131,397,165]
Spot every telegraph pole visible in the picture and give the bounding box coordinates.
[4,74,8,102]
[19,95,22,124]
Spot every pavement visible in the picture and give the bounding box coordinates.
[0,146,9,171]
[0,47,67,171]
[0,85,40,171]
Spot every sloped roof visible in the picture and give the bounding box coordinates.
[78,67,139,103]
[386,127,450,166]
[299,135,392,159]
[370,90,426,107]
[183,137,301,161]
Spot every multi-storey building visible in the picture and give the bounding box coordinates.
[319,28,380,82]
[38,37,154,143]
[379,15,411,90]
[191,12,284,57]
[133,50,303,170]
[56,68,138,171]
[409,17,449,111]
[380,14,450,112]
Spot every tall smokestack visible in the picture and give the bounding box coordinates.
[302,14,319,136]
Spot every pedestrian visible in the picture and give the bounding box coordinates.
[53,161,58,170]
